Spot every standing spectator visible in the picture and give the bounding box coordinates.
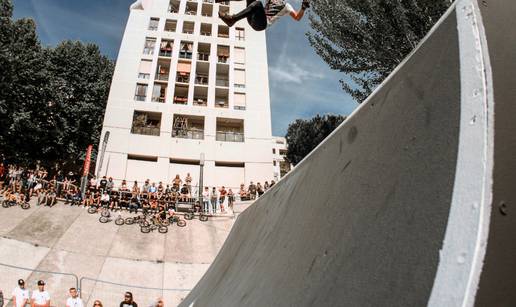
[119,292,137,307]
[65,288,83,307]
[202,187,210,213]
[12,279,29,307]
[149,298,164,307]
[131,181,139,195]
[248,182,257,200]
[31,280,50,307]
[106,177,114,192]
[210,187,218,214]
[228,188,234,210]
[264,181,270,191]
[56,171,65,197]
[219,186,227,213]
[239,184,248,201]
[99,176,108,191]
[257,182,264,197]
[89,176,97,192]
[185,173,192,193]
[93,300,103,307]
[172,175,182,191]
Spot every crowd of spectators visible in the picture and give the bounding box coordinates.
[0,278,165,307]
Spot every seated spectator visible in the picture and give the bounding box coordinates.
[100,191,110,208]
[129,195,140,213]
[264,181,270,191]
[142,199,151,215]
[149,183,157,199]
[65,287,83,307]
[93,300,103,307]
[109,191,120,211]
[37,188,48,206]
[119,191,130,211]
[64,188,76,205]
[46,188,57,207]
[82,190,92,207]
[99,176,108,192]
[270,180,276,187]
[120,292,137,307]
[93,191,101,208]
[120,180,129,192]
[131,181,139,195]
[141,180,150,194]
[150,199,158,212]
[12,279,29,307]
[88,176,97,192]
[179,184,190,202]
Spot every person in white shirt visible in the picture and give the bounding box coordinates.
[217,0,310,31]
[65,288,83,307]
[31,280,50,307]
[202,187,210,213]
[11,279,29,307]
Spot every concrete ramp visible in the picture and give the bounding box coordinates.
[180,0,516,306]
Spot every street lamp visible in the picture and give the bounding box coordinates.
[198,153,205,208]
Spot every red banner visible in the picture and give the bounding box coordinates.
[83,145,93,177]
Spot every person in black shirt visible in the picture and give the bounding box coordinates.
[99,176,108,191]
[119,292,137,307]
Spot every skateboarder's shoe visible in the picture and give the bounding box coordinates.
[302,0,310,9]
[219,11,236,27]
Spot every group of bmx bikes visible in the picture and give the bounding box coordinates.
[87,204,209,234]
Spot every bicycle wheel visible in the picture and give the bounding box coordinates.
[184,212,194,220]
[99,216,110,223]
[2,201,9,208]
[139,220,150,227]
[115,218,125,226]
[87,207,97,214]
[199,214,209,222]
[101,210,110,217]
[160,219,170,226]
[125,217,134,225]
[177,220,187,227]
[140,226,151,233]
[21,203,30,210]
[158,226,168,233]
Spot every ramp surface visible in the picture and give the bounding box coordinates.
[180,0,516,306]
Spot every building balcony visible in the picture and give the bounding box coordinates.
[131,126,160,136]
[172,128,204,140]
[156,74,169,81]
[216,131,244,142]
[197,53,210,61]
[179,51,193,59]
[216,79,229,87]
[151,96,166,103]
[195,75,209,85]
[176,75,190,84]
[134,95,146,102]
[218,56,229,64]
[159,50,172,57]
[174,96,188,104]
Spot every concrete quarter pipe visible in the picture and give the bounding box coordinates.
[180,0,516,306]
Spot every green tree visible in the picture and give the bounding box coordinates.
[0,0,114,170]
[307,0,452,103]
[285,114,346,165]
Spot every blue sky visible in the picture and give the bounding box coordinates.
[12,0,358,136]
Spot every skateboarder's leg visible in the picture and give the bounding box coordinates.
[219,0,266,30]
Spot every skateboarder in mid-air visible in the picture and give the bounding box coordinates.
[217,0,310,31]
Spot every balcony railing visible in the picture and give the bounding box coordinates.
[198,53,210,61]
[176,75,190,83]
[151,96,166,103]
[159,50,172,57]
[131,126,160,136]
[215,100,228,108]
[216,79,229,87]
[156,74,169,81]
[138,73,150,79]
[134,95,146,101]
[218,56,229,63]
[179,51,193,59]
[174,96,188,104]
[173,128,204,140]
[195,75,209,85]
[193,98,207,106]
[216,131,244,142]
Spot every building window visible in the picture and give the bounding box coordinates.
[179,42,193,59]
[143,37,156,55]
[172,114,205,140]
[273,161,277,166]
[234,69,246,89]
[138,60,152,79]
[148,18,159,31]
[183,21,195,34]
[236,27,245,41]
[279,149,287,156]
[201,3,213,17]
[234,93,246,110]
[131,111,161,136]
[218,25,229,38]
[169,0,180,13]
[200,23,212,36]
[273,149,276,154]
[151,83,167,103]
[155,60,170,81]
[234,47,245,64]
[134,83,148,101]
[217,45,230,63]
[165,19,177,32]
[185,2,198,15]
[216,118,244,142]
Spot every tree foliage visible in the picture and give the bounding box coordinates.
[285,114,346,166]
[0,0,114,170]
[307,0,452,103]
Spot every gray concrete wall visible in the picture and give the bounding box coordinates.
[180,0,515,306]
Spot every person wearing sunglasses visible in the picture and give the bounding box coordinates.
[119,292,137,307]
[92,300,103,307]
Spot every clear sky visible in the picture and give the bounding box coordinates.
[12,0,358,136]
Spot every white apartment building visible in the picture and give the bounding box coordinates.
[272,136,292,181]
[95,0,274,190]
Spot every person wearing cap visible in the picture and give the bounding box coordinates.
[11,279,29,307]
[31,280,50,307]
[65,288,83,307]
